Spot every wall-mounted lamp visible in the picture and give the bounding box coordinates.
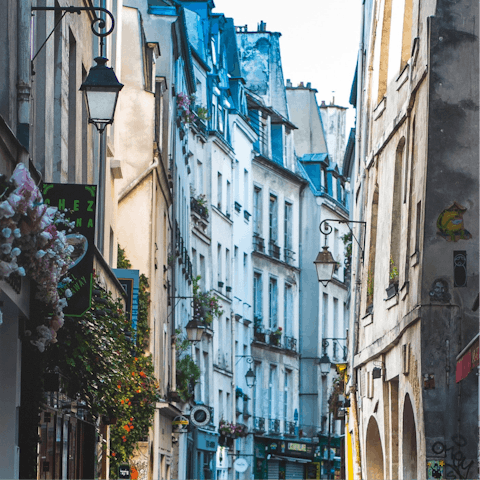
[314,219,366,286]
[185,319,205,344]
[235,355,257,388]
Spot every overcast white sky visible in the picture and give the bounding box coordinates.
[213,0,361,127]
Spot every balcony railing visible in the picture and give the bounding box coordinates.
[284,336,297,352]
[284,249,296,265]
[253,416,266,433]
[253,235,265,253]
[268,241,281,260]
[191,197,209,221]
[269,418,281,435]
[284,421,297,437]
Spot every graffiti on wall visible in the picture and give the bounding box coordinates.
[429,435,474,479]
[436,202,472,242]
[429,279,451,302]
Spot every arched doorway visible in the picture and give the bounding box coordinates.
[402,394,417,480]
[366,416,384,479]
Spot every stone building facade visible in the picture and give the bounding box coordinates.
[347,0,479,479]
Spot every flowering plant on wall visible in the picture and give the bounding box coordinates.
[192,275,223,324]
[0,163,74,351]
[219,419,244,437]
[176,92,196,124]
[273,326,282,336]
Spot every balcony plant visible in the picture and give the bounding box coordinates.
[190,193,209,220]
[192,275,223,324]
[386,256,399,298]
[176,92,196,125]
[219,420,244,438]
[270,326,282,346]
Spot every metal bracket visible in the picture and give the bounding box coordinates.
[319,218,366,262]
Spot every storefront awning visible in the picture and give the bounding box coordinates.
[270,455,311,464]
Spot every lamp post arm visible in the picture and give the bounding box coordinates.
[319,219,366,262]
[31,6,115,59]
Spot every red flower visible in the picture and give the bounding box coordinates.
[122,436,127,442]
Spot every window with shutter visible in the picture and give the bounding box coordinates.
[284,202,293,250]
[269,195,278,243]
[254,273,263,320]
[254,187,262,235]
[269,278,278,329]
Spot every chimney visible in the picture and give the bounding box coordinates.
[320,100,326,107]
[299,82,304,88]
[258,21,266,32]
[306,82,311,89]
[286,79,292,87]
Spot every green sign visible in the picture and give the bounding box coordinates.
[42,184,97,316]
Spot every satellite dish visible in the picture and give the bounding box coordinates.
[189,405,211,427]
[234,458,249,473]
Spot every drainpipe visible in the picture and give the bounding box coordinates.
[348,1,365,479]
[17,0,32,153]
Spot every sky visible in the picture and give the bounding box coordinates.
[213,0,361,127]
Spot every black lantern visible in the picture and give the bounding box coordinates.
[185,319,205,344]
[319,353,331,375]
[245,367,256,388]
[80,56,123,133]
[314,245,338,287]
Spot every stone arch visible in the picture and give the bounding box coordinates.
[366,416,384,480]
[402,393,418,480]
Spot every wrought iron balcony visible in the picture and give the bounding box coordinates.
[253,416,266,433]
[284,248,296,265]
[269,418,281,435]
[284,420,297,437]
[268,241,281,260]
[284,336,297,352]
[191,196,209,221]
[253,234,265,253]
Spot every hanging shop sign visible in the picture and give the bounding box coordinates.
[266,440,315,459]
[234,458,249,473]
[113,268,139,332]
[456,334,479,383]
[189,405,212,427]
[42,183,97,316]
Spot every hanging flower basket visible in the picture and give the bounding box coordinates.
[0,163,74,351]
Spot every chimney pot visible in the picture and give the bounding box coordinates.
[321,100,326,107]
[286,79,292,87]
[299,82,304,87]
[306,82,311,88]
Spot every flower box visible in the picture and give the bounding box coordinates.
[386,282,398,299]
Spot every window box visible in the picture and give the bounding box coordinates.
[386,282,398,300]
[234,201,242,212]
[244,210,251,221]
[218,281,224,288]
[226,286,232,292]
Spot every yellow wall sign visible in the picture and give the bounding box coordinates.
[288,442,307,452]
[172,420,189,425]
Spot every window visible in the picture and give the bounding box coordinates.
[391,139,405,279]
[268,366,276,419]
[377,0,393,103]
[199,254,205,286]
[415,201,421,253]
[269,277,278,329]
[217,244,222,283]
[243,170,249,211]
[243,253,248,300]
[225,249,230,288]
[254,363,262,417]
[217,172,222,210]
[284,284,293,337]
[400,0,413,70]
[269,195,278,243]
[322,293,328,338]
[254,187,263,235]
[197,160,204,194]
[254,272,263,320]
[218,104,224,133]
[234,246,239,292]
[284,371,290,421]
[226,180,231,216]
[284,202,293,251]
[333,298,339,359]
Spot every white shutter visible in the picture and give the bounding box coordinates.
[272,281,278,329]
[268,461,280,480]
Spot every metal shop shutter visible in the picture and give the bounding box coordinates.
[285,461,305,479]
[268,460,280,479]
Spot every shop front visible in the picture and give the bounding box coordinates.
[254,438,316,479]
[315,435,343,479]
[188,427,219,480]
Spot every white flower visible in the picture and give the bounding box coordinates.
[40,231,52,241]
[35,250,46,259]
[58,298,68,309]
[0,243,12,254]
[63,277,72,284]
[47,249,56,258]
[2,228,11,238]
[11,248,21,257]
[65,289,72,298]
[13,229,21,238]
[16,267,25,276]
[0,201,15,218]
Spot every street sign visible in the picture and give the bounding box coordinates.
[119,463,130,479]
[234,458,249,473]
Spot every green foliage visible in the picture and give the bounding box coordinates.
[367,268,374,300]
[137,274,150,349]
[341,232,353,267]
[192,275,223,323]
[389,255,399,282]
[117,245,132,269]
[175,329,200,402]
[195,106,211,122]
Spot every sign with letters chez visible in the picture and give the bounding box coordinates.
[42,183,97,317]
[456,334,479,383]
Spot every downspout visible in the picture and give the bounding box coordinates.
[349,1,365,479]
[17,0,32,154]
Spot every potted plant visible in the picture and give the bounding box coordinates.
[270,327,282,346]
[386,256,399,298]
[366,269,374,313]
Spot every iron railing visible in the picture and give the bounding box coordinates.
[284,248,296,265]
[284,336,297,352]
[253,416,266,433]
[269,418,281,434]
[284,421,297,436]
[190,197,209,220]
[268,241,281,260]
[253,235,265,253]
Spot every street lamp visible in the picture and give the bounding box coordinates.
[319,353,331,375]
[314,245,338,287]
[245,367,256,388]
[185,319,205,344]
[80,57,123,133]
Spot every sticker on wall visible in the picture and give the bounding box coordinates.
[429,279,451,303]
[436,202,472,242]
[427,459,444,479]
[454,251,467,287]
